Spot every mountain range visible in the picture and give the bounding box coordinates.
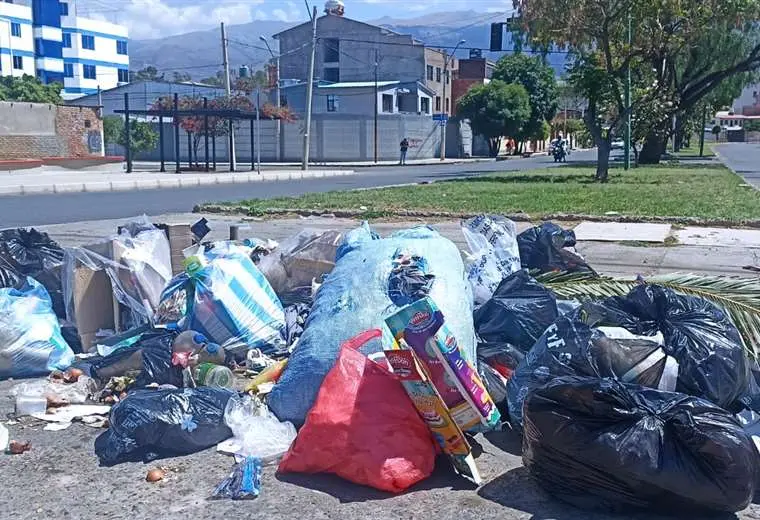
[128,11,569,81]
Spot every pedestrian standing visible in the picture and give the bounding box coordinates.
[399,137,409,165]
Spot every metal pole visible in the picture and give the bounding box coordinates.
[212,134,217,169]
[173,93,180,173]
[124,93,132,173]
[302,5,318,171]
[204,97,210,171]
[158,115,165,172]
[250,118,255,171]
[699,104,707,157]
[374,48,379,163]
[256,87,262,173]
[260,36,282,162]
[97,86,103,118]
[221,22,236,171]
[440,50,448,161]
[623,7,631,170]
[187,131,192,168]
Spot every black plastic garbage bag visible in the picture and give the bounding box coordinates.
[581,284,750,410]
[0,228,65,318]
[523,376,758,514]
[95,387,234,465]
[516,223,594,274]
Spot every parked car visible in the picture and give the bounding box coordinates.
[611,139,625,150]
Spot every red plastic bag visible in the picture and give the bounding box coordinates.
[277,329,436,493]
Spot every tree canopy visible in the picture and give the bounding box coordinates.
[118,120,158,156]
[457,80,531,156]
[0,75,62,104]
[132,66,165,82]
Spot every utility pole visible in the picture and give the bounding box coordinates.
[440,40,465,161]
[256,87,262,172]
[699,104,707,157]
[221,22,236,171]
[623,8,631,170]
[374,48,379,163]
[302,5,318,171]
[260,36,281,162]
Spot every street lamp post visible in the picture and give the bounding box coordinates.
[440,39,465,161]
[260,35,281,162]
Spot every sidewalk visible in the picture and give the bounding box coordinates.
[0,166,356,196]
[131,156,497,170]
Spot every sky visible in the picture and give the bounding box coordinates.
[75,0,513,40]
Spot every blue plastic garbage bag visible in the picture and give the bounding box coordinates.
[159,244,286,359]
[268,222,476,425]
[0,277,74,379]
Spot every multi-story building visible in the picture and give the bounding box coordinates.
[273,4,457,117]
[451,56,495,116]
[0,0,128,99]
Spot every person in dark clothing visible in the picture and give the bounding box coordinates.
[399,138,409,165]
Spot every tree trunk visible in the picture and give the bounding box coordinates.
[596,141,611,182]
[639,129,667,164]
[488,138,501,157]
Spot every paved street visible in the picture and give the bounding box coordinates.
[0,151,591,227]
[715,143,760,188]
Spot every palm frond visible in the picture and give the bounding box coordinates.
[536,271,760,358]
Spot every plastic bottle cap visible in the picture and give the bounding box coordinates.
[206,343,220,354]
[193,333,208,345]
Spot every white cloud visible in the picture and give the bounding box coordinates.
[271,1,301,22]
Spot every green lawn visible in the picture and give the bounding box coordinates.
[674,141,715,157]
[219,164,760,223]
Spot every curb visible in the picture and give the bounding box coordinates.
[0,169,355,196]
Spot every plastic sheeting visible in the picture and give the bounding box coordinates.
[524,377,757,514]
[517,222,594,274]
[268,223,476,425]
[0,278,74,379]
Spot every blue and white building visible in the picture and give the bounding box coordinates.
[0,0,128,99]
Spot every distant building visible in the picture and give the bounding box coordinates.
[733,83,760,116]
[451,57,495,116]
[0,0,128,99]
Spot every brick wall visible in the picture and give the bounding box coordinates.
[0,101,103,160]
[451,78,485,116]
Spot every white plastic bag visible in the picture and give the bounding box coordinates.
[462,215,522,307]
[217,394,296,463]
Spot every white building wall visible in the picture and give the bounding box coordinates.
[0,3,36,77]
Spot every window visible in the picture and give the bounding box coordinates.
[426,65,434,81]
[445,98,449,113]
[12,55,22,69]
[60,1,68,15]
[323,67,339,83]
[83,64,96,79]
[63,63,73,78]
[326,94,337,112]
[116,40,128,55]
[436,67,441,82]
[81,34,95,50]
[421,97,430,114]
[62,32,71,48]
[435,96,441,112]
[445,70,450,84]
[10,22,20,37]
[118,68,129,82]
[382,94,393,113]
[323,38,339,63]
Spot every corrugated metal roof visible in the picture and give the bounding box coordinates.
[318,81,400,89]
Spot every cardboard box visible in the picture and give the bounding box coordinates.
[68,242,116,351]
[155,223,194,274]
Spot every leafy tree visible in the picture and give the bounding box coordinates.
[172,71,192,83]
[102,115,122,145]
[199,71,225,87]
[0,75,62,103]
[132,66,165,82]
[493,54,558,152]
[712,125,722,137]
[118,120,158,156]
[745,119,760,132]
[457,80,531,157]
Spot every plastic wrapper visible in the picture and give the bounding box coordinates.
[461,215,521,306]
[95,387,234,465]
[517,222,595,274]
[0,228,66,318]
[278,330,436,493]
[159,243,286,359]
[268,223,476,425]
[213,457,262,500]
[523,376,758,514]
[217,395,296,463]
[0,278,74,379]
[11,376,97,406]
[258,229,342,296]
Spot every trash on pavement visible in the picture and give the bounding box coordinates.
[517,222,595,274]
[0,423,8,451]
[217,394,296,463]
[146,468,166,483]
[11,374,97,413]
[523,376,757,514]
[193,363,235,389]
[0,278,74,380]
[212,456,262,500]
[8,440,31,455]
[269,223,475,426]
[278,330,436,493]
[158,242,286,359]
[245,359,287,393]
[386,297,501,432]
[385,347,481,484]
[461,215,521,306]
[95,387,234,465]
[31,404,111,431]
[258,229,342,296]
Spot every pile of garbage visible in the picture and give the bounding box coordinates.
[2,214,759,513]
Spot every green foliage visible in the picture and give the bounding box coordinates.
[102,115,122,145]
[712,125,722,136]
[133,66,164,82]
[745,119,760,132]
[118,120,159,155]
[172,71,192,83]
[493,54,558,142]
[534,119,551,140]
[457,80,531,156]
[0,75,62,103]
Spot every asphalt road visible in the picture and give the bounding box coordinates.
[715,143,760,188]
[0,151,594,227]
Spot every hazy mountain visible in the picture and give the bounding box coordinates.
[128,12,568,80]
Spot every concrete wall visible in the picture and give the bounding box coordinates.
[0,101,103,159]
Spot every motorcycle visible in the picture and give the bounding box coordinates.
[552,143,567,162]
